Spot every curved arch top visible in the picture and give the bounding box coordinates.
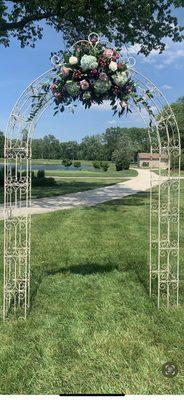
[3,66,181,320]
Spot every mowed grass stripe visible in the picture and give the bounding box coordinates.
[0,185,183,394]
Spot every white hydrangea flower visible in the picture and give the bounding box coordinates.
[69,56,78,65]
[80,55,98,71]
[112,71,129,86]
[109,61,118,72]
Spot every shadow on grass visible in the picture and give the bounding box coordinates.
[93,191,150,212]
[30,259,149,310]
[0,181,116,204]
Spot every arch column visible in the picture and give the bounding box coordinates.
[3,68,181,320]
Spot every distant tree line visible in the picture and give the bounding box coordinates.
[0,127,149,162]
[0,97,184,169]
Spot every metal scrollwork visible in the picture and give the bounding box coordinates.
[3,36,181,319]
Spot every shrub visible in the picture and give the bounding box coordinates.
[100,161,109,172]
[21,170,35,179]
[74,161,81,168]
[115,162,123,171]
[112,149,131,171]
[37,169,45,178]
[0,167,4,186]
[181,153,184,170]
[62,159,73,168]
[32,177,56,186]
[121,159,130,170]
[93,161,101,169]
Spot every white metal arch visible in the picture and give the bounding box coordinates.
[3,66,181,320]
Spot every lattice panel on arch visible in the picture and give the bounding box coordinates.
[3,66,181,320]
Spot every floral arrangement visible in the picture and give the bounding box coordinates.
[31,35,153,118]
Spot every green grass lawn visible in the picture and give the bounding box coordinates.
[0,183,183,394]
[45,168,137,178]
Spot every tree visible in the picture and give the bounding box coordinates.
[112,148,131,170]
[170,97,184,149]
[102,127,124,160]
[112,135,133,170]
[0,1,183,55]
[102,127,147,161]
[0,131,5,158]
[60,141,79,160]
[80,135,105,161]
[32,138,44,159]
[42,134,61,159]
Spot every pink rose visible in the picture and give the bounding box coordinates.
[61,66,70,76]
[113,50,121,59]
[120,100,128,108]
[91,37,98,44]
[117,62,125,69]
[91,69,98,76]
[99,72,108,81]
[54,92,61,98]
[50,84,57,91]
[80,79,89,90]
[103,48,114,58]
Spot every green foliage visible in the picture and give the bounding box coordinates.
[93,161,101,169]
[44,41,143,118]
[33,135,61,159]
[115,162,123,171]
[37,169,45,178]
[112,147,131,170]
[100,161,109,172]
[170,97,184,149]
[32,176,56,186]
[181,151,184,170]
[80,135,105,161]
[62,159,73,168]
[0,131,4,158]
[0,184,184,393]
[111,134,132,171]
[74,161,81,168]
[102,127,149,161]
[0,165,4,185]
[0,1,183,56]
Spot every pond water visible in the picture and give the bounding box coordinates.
[0,163,95,171]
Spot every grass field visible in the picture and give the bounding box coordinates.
[0,183,183,394]
[45,168,137,178]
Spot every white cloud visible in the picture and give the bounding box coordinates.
[107,119,117,125]
[91,100,121,112]
[162,84,172,90]
[164,49,184,65]
[154,64,165,70]
[139,41,184,69]
[114,39,184,71]
[91,100,112,111]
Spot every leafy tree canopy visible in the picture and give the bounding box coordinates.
[0,1,184,55]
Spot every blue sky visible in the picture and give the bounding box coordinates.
[0,8,184,142]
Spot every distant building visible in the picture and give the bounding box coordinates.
[138,153,168,169]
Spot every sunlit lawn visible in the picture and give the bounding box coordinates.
[0,183,183,394]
